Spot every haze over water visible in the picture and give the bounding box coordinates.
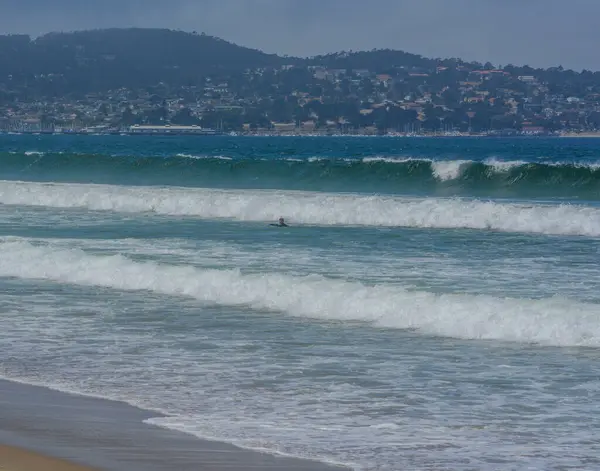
[1,134,600,470]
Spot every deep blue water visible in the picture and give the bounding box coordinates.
[4,135,600,199]
[1,135,600,470]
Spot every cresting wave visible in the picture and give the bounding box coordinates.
[1,238,599,346]
[1,180,600,236]
[3,151,600,198]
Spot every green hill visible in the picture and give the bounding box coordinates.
[0,27,598,102]
[0,28,288,96]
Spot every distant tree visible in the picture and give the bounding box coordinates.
[144,105,168,124]
[587,111,600,129]
[171,107,200,125]
[120,107,136,125]
[441,88,461,107]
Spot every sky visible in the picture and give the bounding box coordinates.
[1,0,598,71]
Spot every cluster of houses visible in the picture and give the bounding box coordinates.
[2,63,599,136]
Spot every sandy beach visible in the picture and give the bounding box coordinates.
[0,379,349,471]
[0,444,100,471]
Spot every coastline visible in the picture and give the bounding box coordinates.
[0,378,350,471]
[0,130,560,137]
[559,132,600,138]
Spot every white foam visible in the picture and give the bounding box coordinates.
[362,156,600,175]
[1,180,599,237]
[551,160,600,170]
[361,156,527,180]
[485,158,600,172]
[10,234,599,303]
[431,160,471,180]
[483,158,528,172]
[361,157,473,180]
[1,239,599,347]
[175,153,232,160]
[362,156,414,164]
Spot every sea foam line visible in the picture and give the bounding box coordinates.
[1,180,599,236]
[175,153,233,160]
[1,239,599,347]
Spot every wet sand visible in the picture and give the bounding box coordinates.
[0,379,349,471]
[0,444,101,471]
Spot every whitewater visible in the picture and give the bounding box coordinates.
[1,134,600,471]
[2,180,600,236]
[2,237,599,346]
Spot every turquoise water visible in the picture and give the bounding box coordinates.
[1,135,600,470]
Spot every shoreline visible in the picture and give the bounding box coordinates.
[0,378,350,471]
[558,132,600,138]
[0,130,566,137]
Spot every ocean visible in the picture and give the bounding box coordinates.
[1,134,600,470]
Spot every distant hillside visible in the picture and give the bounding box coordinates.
[0,28,288,95]
[307,49,445,72]
[0,28,479,97]
[0,27,598,101]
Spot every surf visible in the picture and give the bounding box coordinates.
[1,179,600,237]
[4,151,600,199]
[1,238,599,347]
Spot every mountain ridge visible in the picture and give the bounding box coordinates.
[0,27,481,95]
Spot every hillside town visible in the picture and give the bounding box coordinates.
[2,30,600,136]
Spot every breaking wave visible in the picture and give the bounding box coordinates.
[1,238,599,347]
[1,180,599,236]
[3,151,600,198]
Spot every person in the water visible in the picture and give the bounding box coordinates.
[270,217,288,227]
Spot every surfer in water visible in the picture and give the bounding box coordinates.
[270,217,288,227]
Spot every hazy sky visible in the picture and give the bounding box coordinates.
[1,0,598,71]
